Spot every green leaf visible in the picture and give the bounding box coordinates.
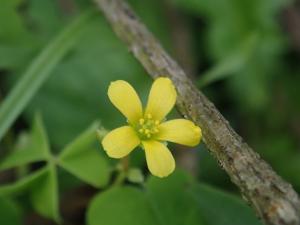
[87,171,205,225]
[198,34,258,87]
[59,122,110,187]
[0,167,48,196]
[0,197,22,225]
[87,170,262,225]
[0,44,36,70]
[0,8,97,141]
[87,187,160,225]
[0,0,31,44]
[0,0,36,69]
[146,171,205,225]
[190,183,263,225]
[0,165,60,222]
[27,0,66,40]
[30,164,60,223]
[0,115,50,170]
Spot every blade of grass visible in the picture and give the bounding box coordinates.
[0,8,97,141]
[197,33,258,88]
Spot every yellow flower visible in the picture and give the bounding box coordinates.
[101,77,202,178]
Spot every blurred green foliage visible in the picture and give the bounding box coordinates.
[0,0,299,224]
[0,116,110,222]
[174,0,291,111]
[88,171,262,225]
[0,197,22,225]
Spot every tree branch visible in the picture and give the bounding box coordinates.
[93,0,300,224]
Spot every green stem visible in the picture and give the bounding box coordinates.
[112,156,130,186]
[0,8,97,142]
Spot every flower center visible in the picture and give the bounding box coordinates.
[136,113,160,140]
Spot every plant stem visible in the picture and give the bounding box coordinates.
[112,157,130,186]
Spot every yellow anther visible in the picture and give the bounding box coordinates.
[137,114,161,139]
[139,118,145,125]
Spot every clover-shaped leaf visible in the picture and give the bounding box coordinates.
[58,122,110,188]
[0,116,110,223]
[0,115,50,170]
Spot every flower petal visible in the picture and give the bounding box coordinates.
[102,126,140,158]
[156,119,201,147]
[145,77,177,121]
[108,80,143,124]
[142,140,175,178]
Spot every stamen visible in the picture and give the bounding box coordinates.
[137,115,160,139]
[139,118,145,125]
